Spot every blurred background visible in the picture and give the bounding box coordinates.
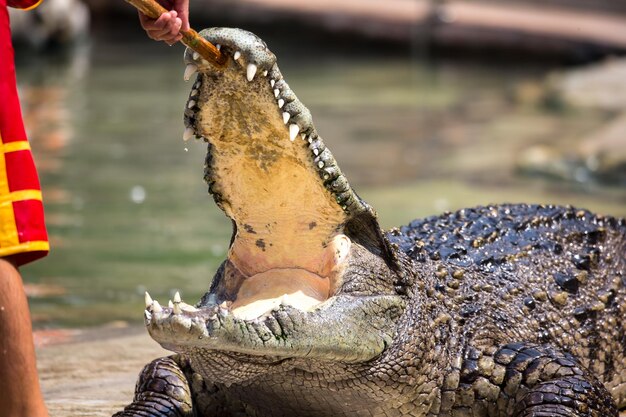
[10,0,626,338]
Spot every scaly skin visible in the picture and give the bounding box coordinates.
[114,28,625,417]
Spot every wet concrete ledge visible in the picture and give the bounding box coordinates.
[37,326,168,417]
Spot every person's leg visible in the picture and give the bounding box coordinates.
[0,258,49,417]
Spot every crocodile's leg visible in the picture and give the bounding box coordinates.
[444,342,618,416]
[113,356,193,417]
[494,343,618,417]
[514,375,617,417]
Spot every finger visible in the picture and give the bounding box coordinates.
[138,11,152,30]
[148,26,176,41]
[171,17,182,36]
[158,15,182,43]
[139,11,171,31]
[150,19,182,43]
[173,0,190,31]
[145,13,178,40]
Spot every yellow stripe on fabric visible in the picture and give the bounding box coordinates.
[0,241,49,258]
[0,133,20,249]
[1,141,31,153]
[22,0,44,11]
[0,190,42,204]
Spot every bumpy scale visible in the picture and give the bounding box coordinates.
[114,28,626,417]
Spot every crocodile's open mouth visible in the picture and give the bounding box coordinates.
[186,29,355,321]
[143,28,403,363]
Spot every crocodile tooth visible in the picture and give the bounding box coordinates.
[270,79,275,87]
[192,51,199,60]
[301,133,306,140]
[187,100,196,109]
[184,64,197,81]
[246,64,257,81]
[234,51,241,60]
[283,112,290,124]
[216,44,221,51]
[174,291,182,303]
[168,300,174,309]
[289,124,299,141]
[218,301,229,316]
[263,70,268,77]
[173,302,182,315]
[180,302,198,312]
[278,99,285,108]
[152,300,163,313]
[274,89,280,98]
[145,292,153,308]
[190,89,198,97]
[183,127,194,141]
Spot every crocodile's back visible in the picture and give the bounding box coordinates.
[388,204,626,408]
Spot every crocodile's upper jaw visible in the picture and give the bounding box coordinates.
[143,28,403,364]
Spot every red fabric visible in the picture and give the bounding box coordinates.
[0,0,49,266]
[1,0,27,143]
[13,200,47,243]
[5,150,41,192]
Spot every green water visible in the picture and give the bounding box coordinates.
[15,26,625,329]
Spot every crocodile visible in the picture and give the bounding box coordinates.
[114,28,626,417]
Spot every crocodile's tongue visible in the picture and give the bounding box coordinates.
[230,269,330,320]
[228,232,351,319]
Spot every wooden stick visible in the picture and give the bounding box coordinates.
[125,0,227,68]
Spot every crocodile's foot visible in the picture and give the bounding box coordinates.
[503,343,618,417]
[112,356,193,417]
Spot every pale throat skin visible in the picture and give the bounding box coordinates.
[114,28,626,417]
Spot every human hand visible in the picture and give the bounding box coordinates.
[138,0,190,45]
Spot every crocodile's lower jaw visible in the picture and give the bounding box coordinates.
[143,291,404,363]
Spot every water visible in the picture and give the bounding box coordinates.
[15,24,625,329]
